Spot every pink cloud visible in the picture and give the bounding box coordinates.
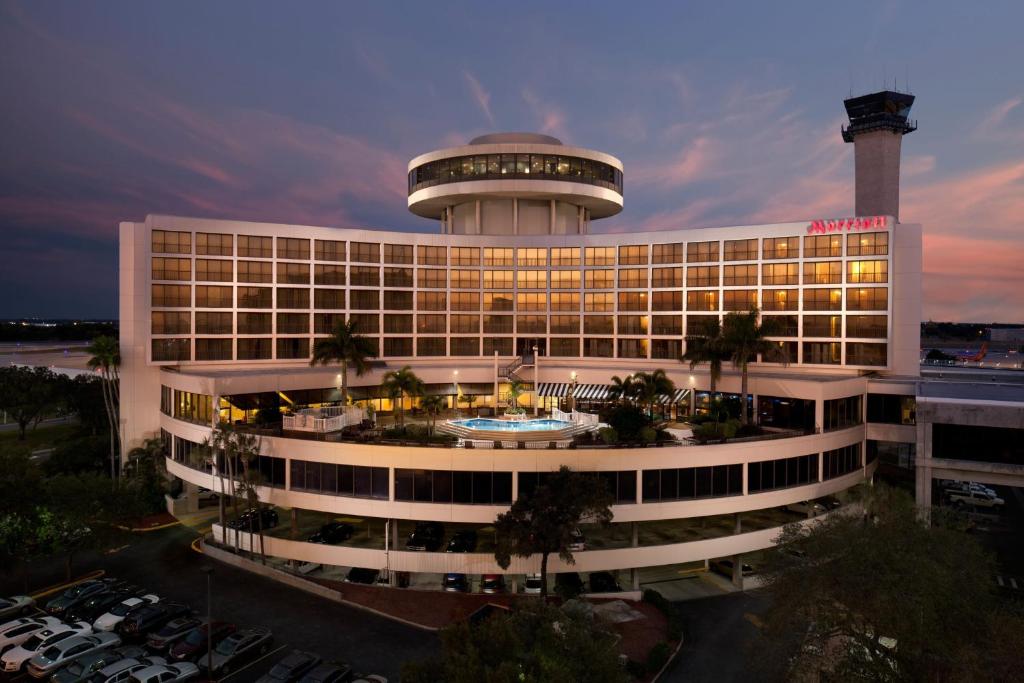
[463,71,495,127]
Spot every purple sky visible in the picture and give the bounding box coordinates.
[1,1,1022,322]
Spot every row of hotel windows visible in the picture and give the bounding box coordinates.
[151,259,890,287]
[151,285,889,312]
[152,230,888,263]
[408,153,624,194]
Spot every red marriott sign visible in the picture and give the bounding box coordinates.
[806,216,889,234]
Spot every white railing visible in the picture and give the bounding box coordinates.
[552,408,600,427]
[282,405,365,433]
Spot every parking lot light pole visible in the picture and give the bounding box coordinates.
[201,566,213,677]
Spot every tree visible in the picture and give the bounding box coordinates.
[720,309,788,425]
[505,379,525,413]
[196,423,257,547]
[401,600,628,683]
[232,430,266,563]
[631,369,675,418]
[381,366,424,427]
[419,394,445,435]
[124,437,168,514]
[607,374,636,405]
[0,365,59,441]
[86,335,122,478]
[461,394,477,416]
[61,375,109,435]
[493,466,614,597]
[681,316,730,393]
[309,320,378,406]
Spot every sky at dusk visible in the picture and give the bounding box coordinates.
[1,1,1022,322]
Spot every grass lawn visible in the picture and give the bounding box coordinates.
[0,422,81,450]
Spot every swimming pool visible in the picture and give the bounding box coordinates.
[448,418,572,432]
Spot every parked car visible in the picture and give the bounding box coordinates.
[784,501,827,516]
[554,573,585,596]
[351,675,388,683]
[480,575,506,594]
[1,622,93,674]
[94,596,160,633]
[710,559,756,578]
[198,628,273,678]
[298,662,353,683]
[226,508,279,531]
[442,574,470,593]
[145,618,202,653]
[127,662,198,683]
[567,528,586,552]
[46,581,110,617]
[50,646,128,683]
[406,522,445,551]
[588,572,622,593]
[0,616,63,654]
[120,604,191,640]
[26,632,120,679]
[946,488,1005,509]
[522,574,543,595]
[445,530,478,553]
[256,650,321,682]
[343,568,379,585]
[308,522,354,545]
[167,622,235,663]
[196,488,218,504]
[0,595,34,621]
[67,591,139,625]
[89,656,167,683]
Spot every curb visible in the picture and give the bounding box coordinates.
[29,569,106,600]
[650,636,684,682]
[115,520,182,532]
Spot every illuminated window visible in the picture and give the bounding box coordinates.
[847,260,888,284]
[237,260,272,283]
[450,292,479,311]
[417,269,447,288]
[804,234,842,258]
[550,315,579,334]
[762,237,799,260]
[803,261,842,285]
[484,270,513,289]
[550,271,580,289]
[618,315,647,335]
[686,290,719,311]
[847,232,888,256]
[585,292,614,312]
[350,266,379,287]
[652,242,684,264]
[314,239,345,262]
[617,268,648,288]
[618,338,648,358]
[451,269,480,289]
[762,263,798,285]
[847,287,888,311]
[152,311,191,335]
[350,242,380,263]
[551,247,580,266]
[802,288,842,311]
[517,248,548,267]
[762,289,798,311]
[652,267,683,288]
[484,292,514,311]
[384,243,413,264]
[195,259,232,282]
[314,264,345,286]
[450,246,480,266]
[723,290,757,311]
[417,245,446,266]
[651,290,682,311]
[517,270,547,289]
[723,239,758,261]
[277,262,310,284]
[277,238,310,260]
[196,232,232,256]
[618,291,648,311]
[152,257,191,281]
[195,285,232,308]
[618,245,648,265]
[584,270,614,288]
[152,230,191,254]
[515,292,546,311]
[686,240,719,263]
[484,247,514,266]
[417,291,446,311]
[238,235,272,258]
[723,264,758,286]
[686,266,719,287]
[584,246,615,266]
[550,292,580,311]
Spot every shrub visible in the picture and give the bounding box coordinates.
[735,423,763,438]
[598,427,618,445]
[603,404,651,442]
[640,426,657,444]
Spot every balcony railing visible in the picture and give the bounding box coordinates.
[282,406,366,434]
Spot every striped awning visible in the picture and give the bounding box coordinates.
[658,388,692,405]
[575,383,611,401]
[537,382,571,397]
[538,383,689,404]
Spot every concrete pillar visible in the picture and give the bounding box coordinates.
[182,481,200,514]
[290,509,298,540]
[631,522,639,547]
[533,346,540,416]
[915,420,933,512]
[731,555,743,589]
[814,398,824,434]
[631,568,640,591]
[751,393,759,424]
[493,351,499,412]
[734,513,742,534]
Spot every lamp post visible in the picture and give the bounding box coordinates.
[532,344,539,416]
[201,566,213,676]
[568,371,578,413]
[452,370,459,417]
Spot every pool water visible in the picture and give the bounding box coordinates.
[449,418,572,432]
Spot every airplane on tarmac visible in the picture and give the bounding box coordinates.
[956,342,989,363]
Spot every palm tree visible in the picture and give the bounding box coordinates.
[681,317,730,394]
[197,423,249,550]
[632,370,676,418]
[462,394,478,417]
[380,366,424,427]
[607,375,636,405]
[233,430,266,563]
[505,378,525,413]
[86,336,121,479]
[720,308,789,425]
[310,320,378,406]
[420,394,445,435]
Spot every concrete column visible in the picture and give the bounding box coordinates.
[533,347,540,416]
[915,420,933,511]
[734,513,742,534]
[751,393,759,424]
[182,481,200,514]
[511,472,519,501]
[814,398,824,434]
[511,577,519,594]
[818,452,824,483]
[631,568,640,591]
[290,509,298,540]
[732,556,743,589]
[493,351,499,411]
[631,522,639,547]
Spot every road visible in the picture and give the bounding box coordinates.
[0,525,437,681]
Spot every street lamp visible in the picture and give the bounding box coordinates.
[453,370,459,417]
[201,566,213,676]
[568,371,578,413]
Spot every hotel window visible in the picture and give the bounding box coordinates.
[384,243,413,264]
[550,292,580,311]
[383,314,412,333]
[585,246,615,266]
[618,338,648,359]
[618,268,648,288]
[847,231,888,256]
[687,290,719,311]
[195,285,232,308]
[314,289,345,309]
[652,267,683,288]
[651,315,681,335]
[652,339,683,359]
[483,315,513,334]
[761,288,798,311]
[277,338,310,360]
[195,311,232,335]
[237,338,272,360]
[723,290,758,311]
[383,337,413,356]
[417,338,446,356]
[196,232,232,256]
[803,288,842,311]
[237,235,272,258]
[450,314,479,333]
[803,315,842,337]
[686,315,719,337]
[803,261,842,285]
[151,257,191,281]
[483,337,513,356]
[153,339,190,362]
[824,444,862,479]
[723,264,758,286]
[517,248,547,267]
[417,268,447,288]
[314,264,346,286]
[484,292,514,311]
[584,270,614,288]
[450,292,479,311]
[686,240,719,263]
[315,313,344,334]
[551,247,580,266]
[847,287,888,311]
[618,245,648,265]
[517,270,547,289]
[847,315,887,338]
[762,263,798,285]
[451,337,479,356]
[824,396,862,430]
[584,315,613,334]
[195,259,232,282]
[549,338,580,357]
[804,234,842,258]
[173,390,213,423]
[351,290,380,310]
[276,313,309,334]
[724,238,758,261]
[652,242,684,264]
[651,290,682,311]
[417,291,446,311]
[584,337,614,357]
[276,288,309,309]
[276,237,309,260]
[517,315,547,334]
[451,246,480,266]
[804,341,841,365]
[384,290,413,310]
[847,343,887,366]
[350,266,379,287]
[763,314,798,337]
[152,311,191,335]
[516,292,547,311]
[237,260,273,283]
[686,265,719,287]
[762,236,799,260]
[483,270,514,289]
[747,454,819,493]
[618,292,648,312]
[195,338,232,361]
[314,239,346,262]
[550,315,579,334]
[236,312,270,334]
[417,314,446,334]
[417,245,446,266]
[350,242,380,263]
[152,230,191,254]
[642,464,744,501]
[484,247,514,266]
[451,269,480,289]
[585,292,615,312]
[277,262,310,284]
[847,260,888,284]
[383,267,412,287]
[550,270,580,289]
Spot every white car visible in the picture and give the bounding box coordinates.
[567,528,586,552]
[91,656,167,683]
[948,489,1005,509]
[1,621,92,674]
[129,662,199,683]
[25,631,120,679]
[0,616,62,654]
[523,574,543,595]
[0,595,35,621]
[94,596,159,632]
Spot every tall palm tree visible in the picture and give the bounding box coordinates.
[380,366,424,427]
[681,318,730,394]
[310,320,378,406]
[233,430,267,564]
[632,370,676,418]
[720,308,789,425]
[505,378,525,413]
[607,375,636,405]
[420,394,445,435]
[86,336,121,479]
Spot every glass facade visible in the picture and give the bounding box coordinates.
[408,153,623,194]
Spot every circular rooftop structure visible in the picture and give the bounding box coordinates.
[469,132,563,145]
